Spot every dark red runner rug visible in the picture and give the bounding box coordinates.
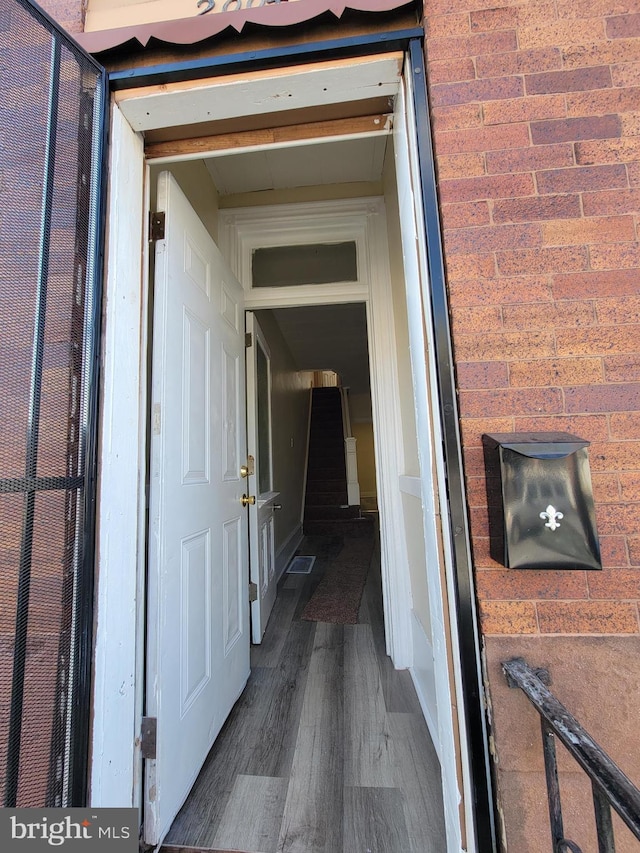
[301,535,373,624]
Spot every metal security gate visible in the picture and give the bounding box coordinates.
[0,0,106,808]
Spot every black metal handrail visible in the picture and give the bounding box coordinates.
[502,657,640,852]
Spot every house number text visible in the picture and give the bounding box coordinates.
[197,0,285,14]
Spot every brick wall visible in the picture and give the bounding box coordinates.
[424,3,640,849]
[425,1,640,638]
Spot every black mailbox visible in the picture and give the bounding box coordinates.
[482,432,601,570]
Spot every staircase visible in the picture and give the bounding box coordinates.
[304,387,365,535]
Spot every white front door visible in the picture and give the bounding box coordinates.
[145,171,250,846]
[245,312,279,643]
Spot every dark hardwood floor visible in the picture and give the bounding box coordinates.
[161,526,446,853]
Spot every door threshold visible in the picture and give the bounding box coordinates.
[160,845,255,853]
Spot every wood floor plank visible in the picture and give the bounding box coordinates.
[212,775,288,853]
[343,786,412,853]
[388,711,447,853]
[344,623,396,787]
[277,623,344,853]
[244,619,315,779]
[251,588,302,669]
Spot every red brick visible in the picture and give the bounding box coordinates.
[448,275,553,306]
[537,601,639,634]
[609,412,640,440]
[567,87,640,117]
[437,153,486,180]
[445,223,541,254]
[619,472,640,502]
[612,62,640,88]
[597,503,640,536]
[565,383,640,413]
[556,327,640,356]
[431,77,524,108]
[591,472,622,503]
[576,138,640,165]
[441,201,490,229]
[426,31,518,63]
[451,305,503,334]
[478,600,539,635]
[458,387,563,417]
[526,66,613,96]
[455,331,556,361]
[470,7,518,32]
[472,536,509,569]
[429,58,476,85]
[542,216,636,246]
[600,535,630,569]
[513,414,609,440]
[457,361,510,390]
[466,475,490,506]
[607,13,640,39]
[515,1,560,27]
[486,144,575,176]
[628,161,640,187]
[604,355,640,383]
[445,253,497,282]
[432,103,483,133]
[630,537,640,566]
[596,296,640,325]
[425,12,471,39]
[496,246,588,275]
[476,569,588,601]
[562,39,640,71]
[435,123,531,155]
[536,164,628,194]
[588,569,640,600]
[508,358,603,387]
[589,441,640,472]
[476,47,562,79]
[582,188,640,217]
[556,0,636,16]
[552,269,640,299]
[531,115,622,145]
[492,194,580,223]
[439,173,535,203]
[502,301,595,330]
[460,417,514,447]
[590,243,640,270]
[518,20,606,51]
[483,94,566,126]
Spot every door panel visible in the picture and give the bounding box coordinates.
[246,312,278,643]
[145,172,250,846]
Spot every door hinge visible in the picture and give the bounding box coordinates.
[140,716,157,760]
[245,332,253,348]
[249,581,258,603]
[149,211,165,242]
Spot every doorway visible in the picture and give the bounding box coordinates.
[95,53,470,852]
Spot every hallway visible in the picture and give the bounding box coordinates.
[160,525,446,853]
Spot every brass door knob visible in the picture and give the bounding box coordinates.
[241,494,256,507]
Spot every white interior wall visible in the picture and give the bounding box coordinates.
[253,309,312,572]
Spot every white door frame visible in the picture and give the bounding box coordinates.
[91,54,470,853]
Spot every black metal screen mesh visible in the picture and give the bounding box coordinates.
[0,0,105,808]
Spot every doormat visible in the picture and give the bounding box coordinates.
[286,555,316,574]
[301,534,373,625]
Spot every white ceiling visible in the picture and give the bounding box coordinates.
[267,303,370,395]
[206,135,388,195]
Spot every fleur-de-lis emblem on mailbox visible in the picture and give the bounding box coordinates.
[540,504,563,531]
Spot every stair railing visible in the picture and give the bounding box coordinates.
[339,386,360,506]
[502,657,640,852]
